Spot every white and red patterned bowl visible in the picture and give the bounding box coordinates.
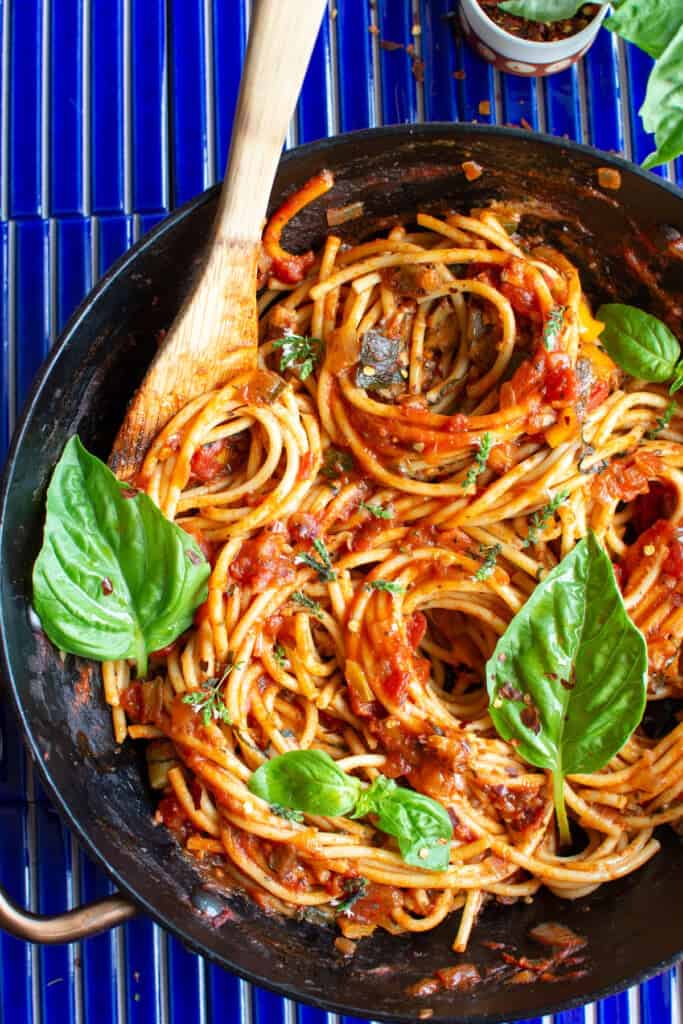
[459,0,607,77]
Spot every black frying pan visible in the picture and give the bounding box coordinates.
[1,124,682,1023]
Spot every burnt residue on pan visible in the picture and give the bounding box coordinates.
[1,125,682,1024]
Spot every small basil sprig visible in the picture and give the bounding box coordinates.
[33,437,210,677]
[596,304,683,392]
[248,750,453,870]
[486,532,647,845]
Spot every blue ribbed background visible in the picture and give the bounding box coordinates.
[0,2,681,1022]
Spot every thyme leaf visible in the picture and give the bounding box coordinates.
[522,490,570,548]
[462,433,493,491]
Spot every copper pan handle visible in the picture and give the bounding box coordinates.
[0,882,137,943]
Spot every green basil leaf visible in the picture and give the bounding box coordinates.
[486,532,647,843]
[362,777,452,871]
[595,303,680,382]
[248,749,361,817]
[32,436,210,677]
[498,0,593,22]
[640,26,683,169]
[605,0,680,58]
[670,362,683,395]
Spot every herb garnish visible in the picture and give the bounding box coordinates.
[272,334,324,381]
[336,877,368,915]
[295,538,336,582]
[273,643,287,668]
[543,306,565,351]
[270,803,304,823]
[462,433,492,491]
[182,655,243,725]
[474,543,502,581]
[358,501,393,519]
[487,532,647,845]
[645,400,676,439]
[321,447,355,480]
[248,750,453,870]
[291,592,323,617]
[522,490,569,548]
[32,437,209,677]
[364,579,406,594]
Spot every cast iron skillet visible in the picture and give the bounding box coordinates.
[1,124,682,1023]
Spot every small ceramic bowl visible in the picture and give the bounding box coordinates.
[458,0,608,77]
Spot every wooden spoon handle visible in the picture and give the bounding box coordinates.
[110,0,328,480]
[217,0,330,244]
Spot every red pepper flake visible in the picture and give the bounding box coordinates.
[478,100,491,116]
[453,70,466,80]
[101,577,113,595]
[380,39,403,51]
[520,117,532,131]
[121,486,139,499]
[187,548,203,566]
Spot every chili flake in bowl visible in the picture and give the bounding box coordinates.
[458,0,606,77]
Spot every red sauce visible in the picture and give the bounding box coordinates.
[288,512,320,544]
[120,681,144,723]
[381,641,430,705]
[485,780,548,835]
[343,882,401,925]
[230,532,295,592]
[633,481,676,536]
[297,451,314,481]
[157,795,189,838]
[406,611,427,648]
[352,517,392,552]
[502,346,576,408]
[271,252,315,285]
[500,258,539,316]
[622,520,672,580]
[593,452,661,504]
[190,439,229,482]
[586,379,610,412]
[180,521,216,565]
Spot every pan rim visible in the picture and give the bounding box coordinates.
[1,121,681,1023]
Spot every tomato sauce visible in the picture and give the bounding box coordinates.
[120,681,144,722]
[500,258,539,316]
[501,346,576,408]
[632,481,676,536]
[157,795,189,836]
[190,439,230,482]
[230,532,295,592]
[622,520,673,580]
[592,452,661,504]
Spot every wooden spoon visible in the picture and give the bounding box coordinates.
[110,0,329,481]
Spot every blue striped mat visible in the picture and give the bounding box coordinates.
[0,2,681,1022]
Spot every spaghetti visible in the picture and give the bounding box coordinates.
[104,185,683,952]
